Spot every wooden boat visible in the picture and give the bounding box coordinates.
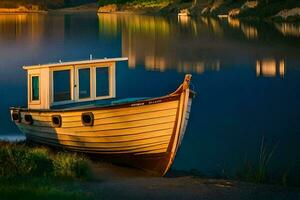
[10,57,195,176]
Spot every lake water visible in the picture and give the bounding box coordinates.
[0,13,300,179]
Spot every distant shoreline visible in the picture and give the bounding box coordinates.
[0,2,299,23]
[0,11,47,14]
[0,3,98,14]
[97,1,300,22]
[0,7,47,14]
[49,3,98,13]
[0,12,47,14]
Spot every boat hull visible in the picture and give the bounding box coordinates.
[10,81,193,176]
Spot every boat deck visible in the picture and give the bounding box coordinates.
[51,97,149,110]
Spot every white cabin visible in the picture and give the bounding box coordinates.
[24,57,128,110]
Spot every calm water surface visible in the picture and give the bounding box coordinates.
[0,13,300,178]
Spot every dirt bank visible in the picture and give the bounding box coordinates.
[80,162,300,200]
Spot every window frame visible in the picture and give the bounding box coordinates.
[49,63,116,107]
[29,74,41,104]
[51,66,74,106]
[75,66,93,102]
[94,64,115,100]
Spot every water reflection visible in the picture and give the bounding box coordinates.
[227,17,240,29]
[274,22,300,37]
[98,14,299,77]
[0,14,67,46]
[198,17,223,36]
[0,14,45,43]
[99,14,223,74]
[98,13,118,36]
[241,23,258,39]
[256,59,285,78]
[234,19,300,39]
[178,15,189,26]
[228,17,258,39]
[176,61,221,74]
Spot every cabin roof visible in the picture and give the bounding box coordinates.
[23,57,128,70]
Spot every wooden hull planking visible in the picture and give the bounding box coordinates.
[11,75,194,176]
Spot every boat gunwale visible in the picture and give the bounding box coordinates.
[10,91,194,113]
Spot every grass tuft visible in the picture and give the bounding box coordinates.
[53,152,91,179]
[0,142,93,199]
[0,142,91,179]
[237,136,277,184]
[0,178,89,200]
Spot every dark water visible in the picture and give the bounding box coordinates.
[0,13,300,178]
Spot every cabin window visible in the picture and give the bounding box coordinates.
[78,68,91,99]
[31,76,39,101]
[96,67,110,97]
[53,70,71,102]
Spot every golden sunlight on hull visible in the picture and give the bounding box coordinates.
[18,101,179,153]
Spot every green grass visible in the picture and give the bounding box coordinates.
[237,136,278,184]
[0,142,91,179]
[0,142,93,200]
[53,152,91,179]
[0,177,91,200]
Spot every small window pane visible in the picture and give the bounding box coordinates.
[78,68,90,99]
[53,70,71,102]
[31,76,39,101]
[96,67,109,97]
